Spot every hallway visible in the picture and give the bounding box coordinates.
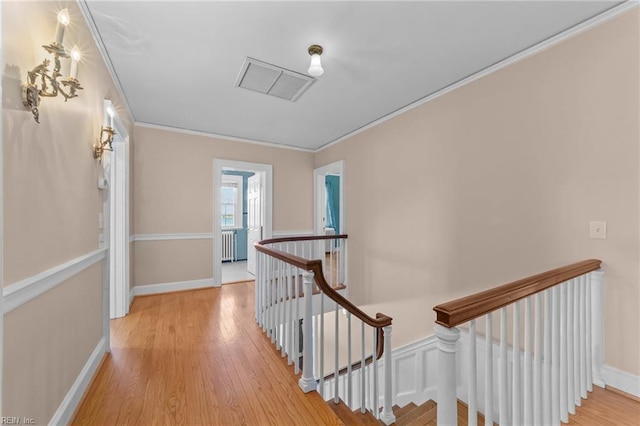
[72,282,342,425]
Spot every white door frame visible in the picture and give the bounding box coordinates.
[213,159,273,287]
[0,1,5,411]
[102,100,130,331]
[313,160,345,236]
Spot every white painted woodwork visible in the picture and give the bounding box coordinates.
[552,286,561,425]
[586,274,593,392]
[469,320,478,426]
[485,313,494,426]
[435,324,460,426]
[574,280,581,406]
[567,281,576,415]
[334,305,339,403]
[523,297,533,426]
[513,302,522,426]
[560,283,569,423]
[533,293,543,426]
[499,307,509,425]
[361,322,366,414]
[246,173,262,275]
[543,289,552,425]
[347,313,353,407]
[299,271,316,393]
[381,326,396,425]
[579,275,587,399]
[373,329,379,419]
[590,270,605,387]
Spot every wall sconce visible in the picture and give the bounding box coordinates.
[93,108,115,160]
[308,45,324,77]
[21,8,83,123]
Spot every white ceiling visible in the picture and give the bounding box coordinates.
[84,1,623,150]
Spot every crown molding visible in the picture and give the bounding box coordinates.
[135,122,314,153]
[315,1,639,153]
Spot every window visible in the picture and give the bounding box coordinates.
[221,174,243,229]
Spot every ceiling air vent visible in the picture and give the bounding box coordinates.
[234,57,315,102]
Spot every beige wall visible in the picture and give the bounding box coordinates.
[2,1,133,421]
[316,10,640,376]
[132,125,314,287]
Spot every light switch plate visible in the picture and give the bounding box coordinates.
[99,233,105,248]
[589,221,607,239]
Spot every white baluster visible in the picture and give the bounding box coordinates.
[543,290,552,425]
[299,271,316,393]
[334,305,340,403]
[361,322,366,414]
[255,251,260,323]
[469,320,478,426]
[513,302,522,426]
[567,281,575,414]
[294,267,301,375]
[380,325,396,425]
[585,274,593,392]
[320,291,325,398]
[524,297,533,426]
[499,307,509,426]
[579,275,587,399]
[560,283,568,423]
[552,286,560,425]
[347,312,353,407]
[533,293,543,425]
[574,280,581,407]
[590,270,605,387]
[435,324,460,426]
[294,247,300,375]
[485,313,494,426]
[373,328,379,418]
[276,260,282,351]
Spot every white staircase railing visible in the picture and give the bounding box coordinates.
[433,259,604,426]
[254,234,396,425]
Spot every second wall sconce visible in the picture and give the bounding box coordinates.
[22,8,83,123]
[93,107,115,160]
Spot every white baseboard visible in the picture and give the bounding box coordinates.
[602,365,640,398]
[49,337,108,426]
[130,278,214,300]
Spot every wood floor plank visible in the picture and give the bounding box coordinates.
[71,282,343,425]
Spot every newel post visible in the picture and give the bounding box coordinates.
[435,324,460,426]
[298,270,317,393]
[590,269,605,387]
[380,325,396,425]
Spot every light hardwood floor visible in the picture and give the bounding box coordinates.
[71,282,343,425]
[72,282,639,425]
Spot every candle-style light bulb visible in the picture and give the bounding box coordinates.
[69,46,81,79]
[107,107,115,128]
[54,9,70,45]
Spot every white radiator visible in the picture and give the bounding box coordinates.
[221,231,236,262]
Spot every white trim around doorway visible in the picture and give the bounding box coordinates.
[213,159,273,287]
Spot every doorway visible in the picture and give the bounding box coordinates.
[313,160,344,236]
[213,160,273,287]
[102,100,130,323]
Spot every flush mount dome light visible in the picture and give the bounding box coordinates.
[308,44,324,77]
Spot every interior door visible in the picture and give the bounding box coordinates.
[247,173,262,275]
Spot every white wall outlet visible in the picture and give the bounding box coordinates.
[99,233,105,248]
[589,221,607,239]
[98,213,104,229]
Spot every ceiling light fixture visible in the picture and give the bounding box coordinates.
[21,8,84,123]
[308,45,324,77]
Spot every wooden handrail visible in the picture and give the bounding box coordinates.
[255,238,392,329]
[259,234,348,246]
[433,259,602,328]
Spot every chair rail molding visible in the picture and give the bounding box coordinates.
[2,248,107,314]
[131,233,214,242]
